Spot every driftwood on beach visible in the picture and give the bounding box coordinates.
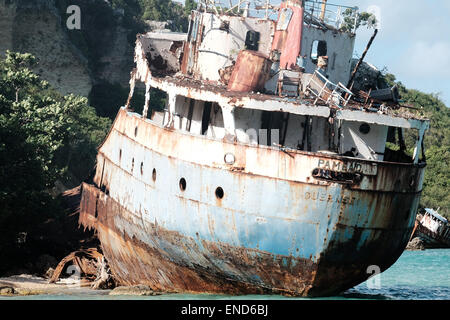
[49,248,114,289]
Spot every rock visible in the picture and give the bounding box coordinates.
[109,285,160,296]
[0,286,15,295]
[44,267,55,279]
[14,288,45,296]
[406,237,426,251]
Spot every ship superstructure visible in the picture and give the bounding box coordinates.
[411,209,450,248]
[79,0,430,296]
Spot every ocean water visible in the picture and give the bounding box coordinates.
[2,249,449,300]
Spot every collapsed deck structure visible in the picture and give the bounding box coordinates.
[79,0,430,296]
[411,209,450,248]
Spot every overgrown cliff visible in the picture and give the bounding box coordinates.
[0,0,194,118]
[1,0,92,96]
[0,0,147,112]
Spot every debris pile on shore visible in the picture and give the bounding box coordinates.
[406,237,426,251]
[49,247,115,289]
[0,274,108,297]
[0,186,118,296]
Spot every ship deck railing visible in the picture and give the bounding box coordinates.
[305,69,353,107]
[198,0,279,19]
[197,0,359,29]
[147,74,429,133]
[303,1,358,31]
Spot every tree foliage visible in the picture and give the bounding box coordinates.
[184,0,198,16]
[383,73,450,219]
[0,51,111,273]
[340,9,378,33]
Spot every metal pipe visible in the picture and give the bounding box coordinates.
[320,0,327,21]
[279,0,304,70]
[243,1,250,17]
[347,28,378,88]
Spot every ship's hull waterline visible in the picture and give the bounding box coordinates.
[79,108,425,297]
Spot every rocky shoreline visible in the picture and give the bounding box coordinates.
[0,274,107,297]
[0,274,166,297]
[405,237,427,251]
[0,237,435,298]
[0,239,431,299]
[405,236,450,250]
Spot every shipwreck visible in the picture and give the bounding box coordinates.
[79,0,430,296]
[410,209,450,248]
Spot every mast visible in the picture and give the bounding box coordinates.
[320,0,327,21]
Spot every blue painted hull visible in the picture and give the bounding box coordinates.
[79,110,425,296]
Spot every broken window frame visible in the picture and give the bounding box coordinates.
[311,40,327,64]
[245,30,260,51]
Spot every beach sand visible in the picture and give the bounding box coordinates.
[0,274,110,296]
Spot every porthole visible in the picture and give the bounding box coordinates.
[215,187,224,199]
[179,178,186,191]
[140,162,144,175]
[152,168,157,182]
[134,126,138,137]
[131,158,134,172]
[224,153,235,165]
[119,149,122,161]
[359,123,371,135]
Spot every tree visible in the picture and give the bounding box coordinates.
[380,72,450,219]
[340,9,377,33]
[140,0,172,20]
[138,0,191,31]
[184,0,197,16]
[0,51,111,274]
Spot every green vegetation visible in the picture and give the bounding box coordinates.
[54,0,193,74]
[53,0,194,118]
[88,82,143,119]
[139,0,197,31]
[0,51,111,274]
[55,0,121,73]
[340,9,378,33]
[383,74,450,219]
[88,82,166,120]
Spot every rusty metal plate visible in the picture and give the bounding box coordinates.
[276,8,293,31]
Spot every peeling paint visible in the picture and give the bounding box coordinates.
[81,1,431,297]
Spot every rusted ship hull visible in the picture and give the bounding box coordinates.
[79,108,425,297]
[412,220,450,248]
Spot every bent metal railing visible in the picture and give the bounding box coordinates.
[304,1,358,31]
[198,0,278,19]
[197,0,359,30]
[305,69,353,107]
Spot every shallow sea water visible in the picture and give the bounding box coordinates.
[2,249,449,300]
